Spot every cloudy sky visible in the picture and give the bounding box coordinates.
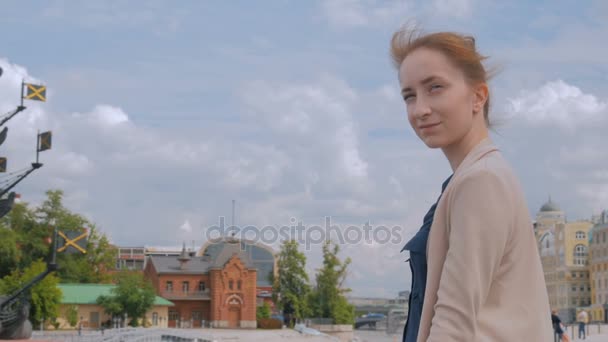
[1,0,607,298]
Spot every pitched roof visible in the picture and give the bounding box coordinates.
[57,284,173,306]
[148,255,213,274]
[211,239,255,269]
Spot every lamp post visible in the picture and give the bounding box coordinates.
[0,66,3,78]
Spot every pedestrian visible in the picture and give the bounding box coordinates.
[577,309,588,340]
[392,25,553,342]
[551,310,564,341]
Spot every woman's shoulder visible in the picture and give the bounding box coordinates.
[454,150,515,189]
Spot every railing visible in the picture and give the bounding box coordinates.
[561,322,608,340]
[31,327,215,342]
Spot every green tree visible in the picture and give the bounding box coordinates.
[97,272,156,327]
[0,190,117,283]
[272,240,311,320]
[0,202,49,273]
[0,228,21,278]
[0,259,61,328]
[67,305,79,328]
[257,302,271,320]
[308,240,355,324]
[36,190,117,283]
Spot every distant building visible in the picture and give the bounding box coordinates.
[115,246,146,271]
[348,292,409,315]
[54,284,173,329]
[112,246,192,272]
[144,238,276,328]
[588,210,608,322]
[535,197,593,322]
[198,239,276,308]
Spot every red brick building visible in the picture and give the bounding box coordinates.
[144,239,260,328]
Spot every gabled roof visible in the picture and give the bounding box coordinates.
[57,284,173,306]
[148,255,213,274]
[211,239,255,269]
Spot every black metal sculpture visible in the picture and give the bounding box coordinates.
[0,68,55,339]
[0,226,58,339]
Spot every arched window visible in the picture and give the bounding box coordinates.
[573,244,588,266]
[540,232,555,257]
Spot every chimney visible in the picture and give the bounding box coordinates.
[177,242,191,270]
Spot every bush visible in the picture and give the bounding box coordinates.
[257,318,283,329]
[256,302,271,320]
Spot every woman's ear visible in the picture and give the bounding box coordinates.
[473,83,489,115]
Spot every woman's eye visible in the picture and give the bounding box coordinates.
[403,94,415,102]
[430,84,442,91]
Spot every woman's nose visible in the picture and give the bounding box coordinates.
[413,97,431,119]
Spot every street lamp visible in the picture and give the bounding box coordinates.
[0,66,3,77]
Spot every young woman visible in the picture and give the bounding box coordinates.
[392,28,553,341]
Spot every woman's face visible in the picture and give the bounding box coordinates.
[398,47,485,149]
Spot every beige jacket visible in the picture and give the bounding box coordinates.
[417,138,553,342]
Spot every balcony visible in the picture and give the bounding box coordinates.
[160,289,211,301]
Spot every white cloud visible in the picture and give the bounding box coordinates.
[180,219,193,233]
[506,80,607,129]
[240,76,368,183]
[88,105,130,126]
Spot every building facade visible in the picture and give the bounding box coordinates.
[535,198,593,322]
[589,210,608,322]
[54,284,173,329]
[144,239,270,328]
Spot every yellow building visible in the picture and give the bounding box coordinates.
[52,284,174,329]
[588,210,608,322]
[535,198,593,323]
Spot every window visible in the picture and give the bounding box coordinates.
[237,280,242,290]
[192,311,201,322]
[198,281,206,292]
[152,312,158,326]
[182,281,189,293]
[169,311,179,321]
[229,280,234,290]
[573,272,577,278]
[576,231,586,240]
[574,245,588,266]
[604,232,606,243]
[166,281,173,292]
[572,287,577,292]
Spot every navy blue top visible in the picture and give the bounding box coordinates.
[401,175,452,342]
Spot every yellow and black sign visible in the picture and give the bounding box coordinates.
[57,230,88,254]
[0,158,6,172]
[38,131,52,152]
[23,83,46,102]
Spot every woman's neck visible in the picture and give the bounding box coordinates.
[442,124,489,172]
